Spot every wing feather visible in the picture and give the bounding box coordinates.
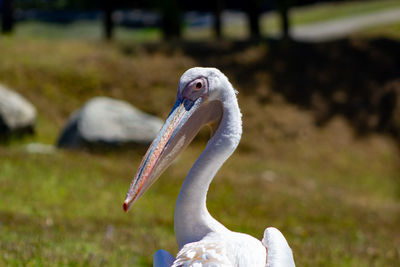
[262,227,295,267]
[172,240,232,267]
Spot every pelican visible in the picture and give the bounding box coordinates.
[123,67,295,266]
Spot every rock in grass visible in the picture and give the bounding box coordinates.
[25,143,56,154]
[57,97,163,149]
[0,84,36,136]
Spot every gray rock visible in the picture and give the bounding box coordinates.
[0,84,36,135]
[57,97,163,148]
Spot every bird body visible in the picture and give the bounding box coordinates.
[123,68,295,267]
[172,231,266,266]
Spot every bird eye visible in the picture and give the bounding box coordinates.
[195,82,202,89]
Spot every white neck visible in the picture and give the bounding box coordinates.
[174,92,242,249]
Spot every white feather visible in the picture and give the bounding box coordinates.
[263,228,295,267]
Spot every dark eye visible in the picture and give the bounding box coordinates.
[195,82,202,89]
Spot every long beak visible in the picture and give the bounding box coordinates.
[123,98,223,212]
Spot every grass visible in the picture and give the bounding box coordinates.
[10,0,400,41]
[286,0,400,25]
[191,0,400,39]
[357,21,400,39]
[14,21,162,42]
[1,10,400,266]
[260,0,400,36]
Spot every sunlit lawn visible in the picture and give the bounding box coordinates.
[1,130,399,266]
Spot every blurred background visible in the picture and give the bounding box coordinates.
[1,0,400,266]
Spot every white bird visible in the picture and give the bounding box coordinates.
[123,67,295,267]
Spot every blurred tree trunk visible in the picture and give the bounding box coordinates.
[1,0,15,34]
[276,0,292,39]
[213,0,224,39]
[103,0,115,40]
[159,0,181,40]
[245,0,261,40]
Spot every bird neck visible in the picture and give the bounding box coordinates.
[174,93,242,249]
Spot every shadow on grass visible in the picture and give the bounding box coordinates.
[249,38,400,142]
[178,37,400,199]
[126,37,400,145]
[0,125,35,145]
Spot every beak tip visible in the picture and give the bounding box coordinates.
[123,201,129,212]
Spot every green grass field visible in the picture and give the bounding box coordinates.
[1,1,400,266]
[0,37,399,266]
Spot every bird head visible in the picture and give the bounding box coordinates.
[123,67,232,212]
